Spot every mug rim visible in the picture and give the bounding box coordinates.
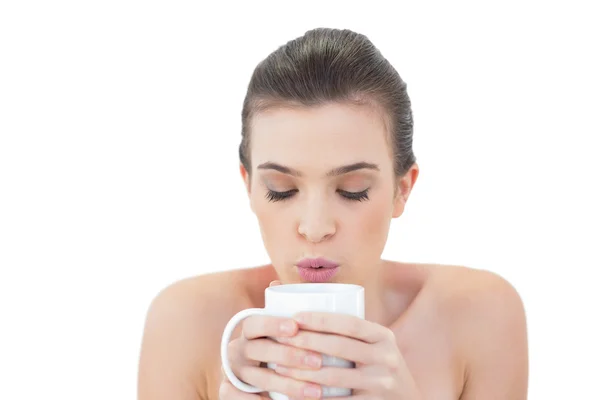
[266,283,364,294]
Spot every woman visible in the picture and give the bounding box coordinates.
[137,28,528,400]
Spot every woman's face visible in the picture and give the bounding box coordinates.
[241,102,418,285]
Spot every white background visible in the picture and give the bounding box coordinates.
[1,1,598,399]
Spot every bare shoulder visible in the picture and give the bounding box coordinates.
[428,264,525,309]
[428,265,529,399]
[137,265,275,400]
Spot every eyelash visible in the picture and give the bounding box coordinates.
[265,189,370,203]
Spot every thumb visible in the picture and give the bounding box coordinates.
[269,280,282,287]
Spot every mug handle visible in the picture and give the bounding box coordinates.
[220,308,270,393]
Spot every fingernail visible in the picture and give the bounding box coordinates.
[304,354,321,368]
[304,385,321,398]
[280,320,295,334]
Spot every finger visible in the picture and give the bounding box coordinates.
[219,379,270,400]
[238,365,323,399]
[269,280,282,287]
[324,395,369,400]
[293,312,392,343]
[244,338,322,369]
[242,315,298,340]
[273,365,369,391]
[278,330,376,365]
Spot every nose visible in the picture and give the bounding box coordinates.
[297,197,336,243]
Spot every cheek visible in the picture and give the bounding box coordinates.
[255,207,283,235]
[253,198,276,233]
[348,193,393,247]
[251,197,294,255]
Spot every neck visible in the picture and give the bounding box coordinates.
[358,260,428,328]
[359,259,393,326]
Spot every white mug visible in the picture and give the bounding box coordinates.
[220,283,365,400]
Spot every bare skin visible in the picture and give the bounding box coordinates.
[138,102,528,399]
[137,262,528,400]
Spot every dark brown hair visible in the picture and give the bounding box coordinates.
[239,27,416,177]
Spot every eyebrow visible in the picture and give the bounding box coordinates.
[256,161,380,177]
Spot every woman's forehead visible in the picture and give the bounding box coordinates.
[250,103,391,166]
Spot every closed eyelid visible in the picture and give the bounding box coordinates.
[336,175,373,191]
[261,175,295,189]
[264,187,370,203]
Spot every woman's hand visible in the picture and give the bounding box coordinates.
[272,311,423,400]
[219,281,325,400]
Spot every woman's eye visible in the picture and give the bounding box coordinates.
[265,188,370,202]
[338,189,370,201]
[265,189,297,202]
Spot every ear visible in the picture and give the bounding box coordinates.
[239,163,251,195]
[240,163,255,213]
[392,163,419,218]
